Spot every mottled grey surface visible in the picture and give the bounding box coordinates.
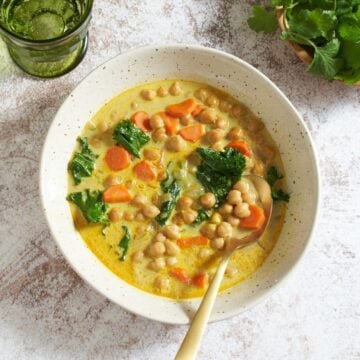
[0,1,359,359]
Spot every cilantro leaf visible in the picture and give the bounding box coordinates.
[337,8,360,42]
[272,189,290,202]
[67,189,109,224]
[113,119,150,158]
[247,6,278,33]
[339,40,360,70]
[69,137,97,185]
[307,39,343,80]
[118,226,131,261]
[266,166,290,203]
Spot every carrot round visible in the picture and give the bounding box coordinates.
[178,124,205,142]
[227,140,252,158]
[191,104,205,118]
[169,267,191,285]
[133,160,157,181]
[103,184,132,203]
[166,98,197,118]
[158,112,179,135]
[131,111,151,131]
[192,273,209,288]
[105,146,131,171]
[177,235,210,249]
[240,205,265,230]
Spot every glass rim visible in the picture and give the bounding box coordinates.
[0,0,94,45]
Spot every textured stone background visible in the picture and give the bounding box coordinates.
[1,1,360,359]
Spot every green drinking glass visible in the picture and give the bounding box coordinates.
[0,0,93,78]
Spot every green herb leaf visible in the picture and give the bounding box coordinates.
[118,226,131,261]
[247,5,278,33]
[113,119,150,158]
[193,209,211,225]
[307,39,343,80]
[196,147,246,204]
[69,137,97,185]
[67,190,109,224]
[266,167,290,202]
[337,8,360,41]
[156,180,181,225]
[272,189,290,202]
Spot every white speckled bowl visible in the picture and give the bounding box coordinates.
[40,44,320,324]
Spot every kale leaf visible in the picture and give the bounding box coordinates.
[156,180,181,225]
[118,226,131,261]
[266,166,290,202]
[272,189,291,202]
[67,189,109,224]
[193,209,211,225]
[113,119,150,158]
[69,137,97,185]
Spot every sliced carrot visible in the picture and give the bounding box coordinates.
[133,160,157,181]
[240,205,265,230]
[192,273,209,288]
[191,104,205,118]
[177,235,210,249]
[178,124,205,143]
[227,140,252,158]
[105,146,131,171]
[158,111,179,135]
[169,267,192,285]
[103,184,132,203]
[166,98,197,118]
[131,111,151,131]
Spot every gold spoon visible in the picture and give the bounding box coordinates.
[175,175,273,360]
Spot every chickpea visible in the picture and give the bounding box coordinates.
[149,257,166,271]
[206,95,219,108]
[245,157,255,170]
[89,137,101,148]
[218,203,233,215]
[150,114,164,130]
[234,203,251,218]
[247,117,264,133]
[227,127,243,140]
[199,108,217,124]
[136,224,148,236]
[227,190,242,205]
[132,251,144,263]
[180,114,192,126]
[135,212,145,221]
[198,248,212,259]
[200,223,217,239]
[97,120,109,133]
[211,142,224,151]
[154,276,170,291]
[166,257,178,266]
[231,104,247,119]
[177,196,193,209]
[165,239,180,256]
[163,224,180,240]
[144,147,161,161]
[124,210,134,221]
[141,89,156,100]
[216,222,233,238]
[200,193,216,209]
[205,129,225,145]
[143,204,160,218]
[105,175,121,188]
[181,208,198,224]
[132,194,148,208]
[169,82,182,96]
[215,117,228,129]
[194,88,209,102]
[152,127,167,142]
[211,237,225,250]
[172,214,185,226]
[109,208,123,222]
[157,86,168,97]
[149,242,166,257]
[225,266,238,277]
[233,179,250,194]
[227,215,240,227]
[243,192,256,205]
[131,101,138,110]
[219,100,232,113]
[210,212,222,224]
[154,232,167,243]
[166,135,186,152]
[157,170,167,181]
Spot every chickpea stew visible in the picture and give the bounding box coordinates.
[67,80,289,299]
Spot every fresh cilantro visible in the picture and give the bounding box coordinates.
[272,189,290,202]
[118,226,131,261]
[113,119,150,158]
[67,189,109,224]
[266,167,290,202]
[69,137,97,185]
[247,5,278,33]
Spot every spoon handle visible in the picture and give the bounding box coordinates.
[175,253,231,360]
